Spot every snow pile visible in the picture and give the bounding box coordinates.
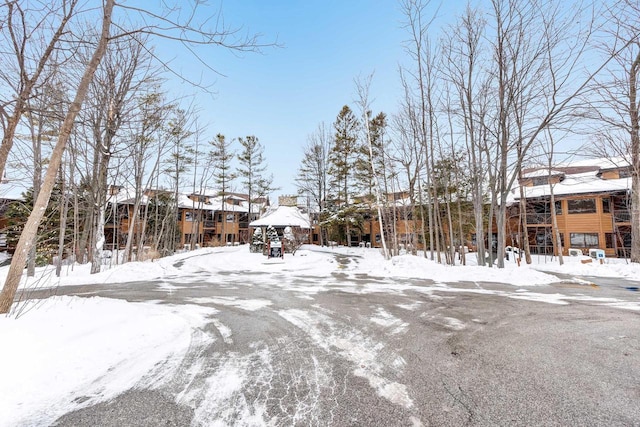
[365,252,560,286]
[4,245,638,292]
[0,296,214,427]
[529,255,640,279]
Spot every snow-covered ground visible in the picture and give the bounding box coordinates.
[0,245,638,426]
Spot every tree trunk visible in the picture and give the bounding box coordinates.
[124,196,142,262]
[456,195,466,265]
[445,193,455,266]
[630,51,640,263]
[473,193,486,266]
[91,148,111,273]
[90,208,105,274]
[0,0,114,314]
[495,193,508,269]
[56,165,70,277]
[518,188,533,264]
[549,186,564,265]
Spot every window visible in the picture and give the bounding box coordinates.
[619,168,631,178]
[531,176,548,186]
[602,198,611,213]
[185,211,194,222]
[605,233,614,249]
[570,233,599,247]
[567,198,596,214]
[226,213,234,222]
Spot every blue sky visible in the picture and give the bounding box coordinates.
[157,1,467,201]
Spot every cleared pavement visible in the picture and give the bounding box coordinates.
[50,253,640,426]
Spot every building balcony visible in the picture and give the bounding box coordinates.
[526,213,552,225]
[613,212,631,223]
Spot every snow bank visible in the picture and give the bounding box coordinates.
[0,296,214,427]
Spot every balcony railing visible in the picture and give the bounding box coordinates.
[613,212,631,223]
[203,220,216,228]
[526,213,552,225]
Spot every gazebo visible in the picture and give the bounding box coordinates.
[249,205,311,232]
[249,206,311,253]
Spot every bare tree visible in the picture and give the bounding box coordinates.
[393,73,426,255]
[586,0,640,262]
[121,90,173,262]
[0,0,115,314]
[400,0,439,259]
[354,74,390,259]
[11,75,67,275]
[163,107,195,252]
[441,4,490,266]
[296,123,331,246]
[1,0,274,313]
[72,33,154,273]
[487,0,607,268]
[0,0,79,183]
[540,128,566,265]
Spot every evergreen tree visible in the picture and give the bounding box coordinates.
[250,227,264,252]
[209,133,236,243]
[328,105,359,204]
[237,135,273,221]
[353,111,389,199]
[5,181,73,266]
[327,105,359,246]
[266,225,279,242]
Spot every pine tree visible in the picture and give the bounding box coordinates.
[327,105,359,246]
[328,106,359,204]
[353,111,389,200]
[237,135,273,221]
[5,181,73,266]
[209,133,236,243]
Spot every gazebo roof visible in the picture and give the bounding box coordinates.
[249,205,311,229]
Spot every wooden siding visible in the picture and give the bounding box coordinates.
[599,170,620,180]
[512,195,627,257]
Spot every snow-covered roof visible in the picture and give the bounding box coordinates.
[106,188,250,213]
[522,169,564,178]
[515,175,630,200]
[177,194,249,213]
[249,206,311,228]
[557,156,629,169]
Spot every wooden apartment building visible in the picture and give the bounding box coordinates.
[507,158,632,257]
[104,188,264,250]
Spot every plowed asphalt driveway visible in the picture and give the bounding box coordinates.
[45,252,640,426]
